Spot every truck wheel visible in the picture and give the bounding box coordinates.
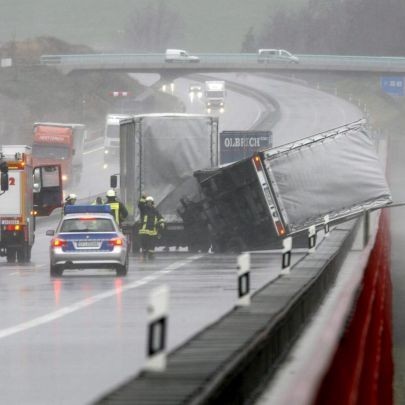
[227,237,246,253]
[17,245,31,263]
[200,242,211,253]
[6,249,16,263]
[132,236,140,254]
[188,243,199,253]
[50,264,63,277]
[116,264,128,277]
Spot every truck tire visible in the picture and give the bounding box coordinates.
[116,263,128,277]
[132,235,140,254]
[17,244,31,263]
[50,264,63,277]
[6,248,16,263]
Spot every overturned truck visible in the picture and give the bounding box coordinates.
[182,120,392,252]
[116,113,219,252]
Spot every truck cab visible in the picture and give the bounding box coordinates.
[205,81,226,113]
[32,122,85,185]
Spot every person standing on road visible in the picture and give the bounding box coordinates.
[105,189,128,227]
[138,195,165,260]
[63,193,77,214]
[92,196,104,205]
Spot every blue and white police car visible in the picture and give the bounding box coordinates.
[47,205,128,277]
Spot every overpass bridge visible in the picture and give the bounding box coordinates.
[40,52,405,75]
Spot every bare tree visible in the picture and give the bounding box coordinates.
[241,27,256,52]
[125,1,185,52]
[258,0,405,56]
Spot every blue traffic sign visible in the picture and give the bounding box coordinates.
[380,76,404,96]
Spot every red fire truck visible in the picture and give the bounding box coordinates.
[0,145,63,263]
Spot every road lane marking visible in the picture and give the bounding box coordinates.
[83,146,104,155]
[0,255,202,340]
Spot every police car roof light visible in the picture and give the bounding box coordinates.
[64,205,112,215]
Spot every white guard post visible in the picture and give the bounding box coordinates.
[324,214,330,237]
[308,225,317,253]
[237,252,251,307]
[281,236,292,275]
[145,285,169,372]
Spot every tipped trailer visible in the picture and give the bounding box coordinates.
[113,113,219,252]
[191,120,392,252]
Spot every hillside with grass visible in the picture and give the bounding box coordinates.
[0,37,182,146]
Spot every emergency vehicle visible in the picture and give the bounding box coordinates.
[0,145,63,263]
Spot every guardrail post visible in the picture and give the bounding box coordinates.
[363,211,370,247]
[145,285,169,372]
[352,211,371,250]
[281,237,292,275]
[236,252,250,307]
[324,215,330,237]
[308,225,316,253]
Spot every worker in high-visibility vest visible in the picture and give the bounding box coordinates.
[105,189,128,226]
[138,195,165,260]
[63,193,77,215]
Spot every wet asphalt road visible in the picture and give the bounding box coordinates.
[0,74,364,404]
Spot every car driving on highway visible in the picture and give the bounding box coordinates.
[189,84,203,99]
[47,205,128,277]
[257,49,299,64]
[165,49,200,63]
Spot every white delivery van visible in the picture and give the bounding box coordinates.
[165,49,200,63]
[257,49,299,64]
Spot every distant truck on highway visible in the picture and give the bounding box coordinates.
[0,145,63,263]
[111,113,219,252]
[103,114,132,166]
[189,120,392,252]
[205,81,226,113]
[32,122,85,185]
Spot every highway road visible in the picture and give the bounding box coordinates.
[0,73,363,404]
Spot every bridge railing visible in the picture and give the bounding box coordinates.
[40,52,405,67]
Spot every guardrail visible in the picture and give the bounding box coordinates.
[94,219,360,404]
[39,53,405,73]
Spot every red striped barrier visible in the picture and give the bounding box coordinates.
[314,209,393,405]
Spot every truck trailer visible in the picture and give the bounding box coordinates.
[219,130,273,165]
[190,120,392,252]
[113,113,219,252]
[0,145,63,262]
[32,122,85,185]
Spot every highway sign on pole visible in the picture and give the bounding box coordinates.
[380,76,404,96]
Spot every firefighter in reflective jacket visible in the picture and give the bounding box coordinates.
[63,193,77,215]
[105,189,128,226]
[138,195,165,259]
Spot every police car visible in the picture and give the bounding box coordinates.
[46,205,128,277]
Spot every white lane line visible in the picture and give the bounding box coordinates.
[0,255,202,340]
[83,146,104,155]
